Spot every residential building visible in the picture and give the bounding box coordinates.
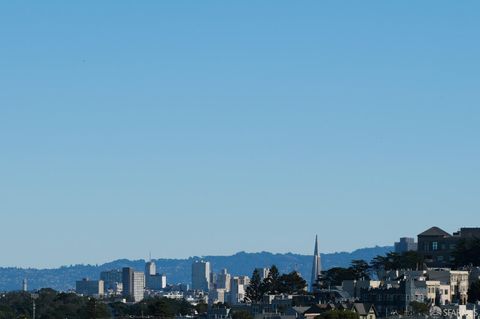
[417,226,480,267]
[428,269,469,304]
[342,280,381,299]
[350,303,377,319]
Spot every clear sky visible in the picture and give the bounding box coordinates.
[1,1,479,268]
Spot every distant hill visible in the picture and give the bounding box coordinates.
[0,246,392,292]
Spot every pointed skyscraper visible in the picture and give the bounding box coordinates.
[310,235,321,292]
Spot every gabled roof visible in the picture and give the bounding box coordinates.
[291,307,310,315]
[352,303,377,316]
[418,227,451,237]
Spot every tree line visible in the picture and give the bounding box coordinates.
[245,265,307,303]
[0,289,204,319]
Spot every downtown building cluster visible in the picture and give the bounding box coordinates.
[72,226,480,319]
[76,260,167,302]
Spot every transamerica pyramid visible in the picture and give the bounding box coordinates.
[310,235,322,292]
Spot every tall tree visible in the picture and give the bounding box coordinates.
[453,238,480,267]
[261,265,280,295]
[350,260,371,280]
[245,269,262,303]
[277,272,307,294]
[468,280,480,303]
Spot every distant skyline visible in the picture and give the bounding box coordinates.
[1,1,479,268]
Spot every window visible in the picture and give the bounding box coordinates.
[432,242,438,251]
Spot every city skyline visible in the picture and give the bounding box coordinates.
[0,226,467,269]
[1,1,480,268]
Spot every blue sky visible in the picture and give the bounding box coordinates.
[1,1,479,268]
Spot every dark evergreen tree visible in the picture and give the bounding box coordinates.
[350,259,371,280]
[261,265,280,294]
[245,269,263,303]
[453,238,480,267]
[277,272,307,294]
[468,280,480,303]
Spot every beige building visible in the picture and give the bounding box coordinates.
[428,269,469,304]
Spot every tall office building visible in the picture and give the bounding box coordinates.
[122,267,133,299]
[255,268,270,281]
[132,271,145,302]
[101,269,123,293]
[216,269,231,291]
[76,278,104,297]
[310,235,322,292]
[230,276,250,305]
[394,237,418,253]
[122,267,145,302]
[145,260,156,276]
[192,260,211,292]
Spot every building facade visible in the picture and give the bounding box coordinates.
[394,237,417,253]
[192,260,211,292]
[76,278,104,297]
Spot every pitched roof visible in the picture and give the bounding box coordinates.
[352,303,376,316]
[418,227,451,237]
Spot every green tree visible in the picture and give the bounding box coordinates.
[261,265,280,295]
[277,272,307,294]
[370,251,425,278]
[410,301,429,315]
[245,269,263,303]
[453,238,480,267]
[350,260,371,280]
[468,280,480,303]
[319,267,356,288]
[195,300,208,315]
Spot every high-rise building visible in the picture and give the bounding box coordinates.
[101,269,123,293]
[145,260,156,276]
[22,278,28,292]
[216,269,231,291]
[146,274,167,291]
[311,235,322,292]
[255,268,270,281]
[122,267,145,302]
[394,237,418,253]
[76,278,104,297]
[192,260,210,292]
[132,271,145,302]
[122,267,133,299]
[230,276,250,305]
